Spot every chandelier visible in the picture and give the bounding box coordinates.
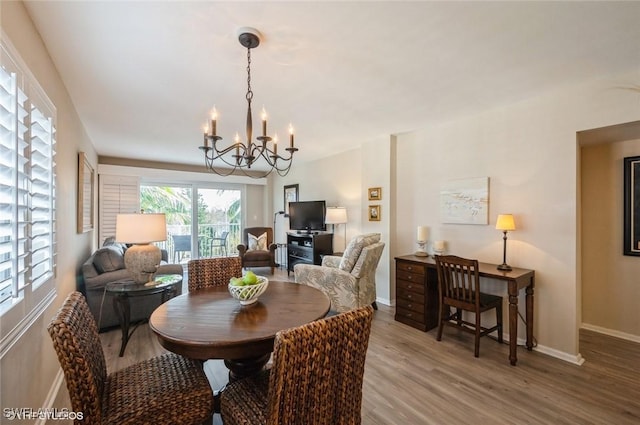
[200,28,298,178]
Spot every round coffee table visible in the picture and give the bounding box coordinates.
[106,274,182,356]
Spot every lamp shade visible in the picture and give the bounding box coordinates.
[116,213,167,244]
[495,214,516,231]
[325,207,347,224]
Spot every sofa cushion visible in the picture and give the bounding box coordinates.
[248,232,268,251]
[339,233,381,272]
[93,246,125,274]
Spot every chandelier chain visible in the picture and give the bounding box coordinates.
[246,47,253,102]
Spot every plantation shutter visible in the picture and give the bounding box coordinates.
[0,61,28,302]
[29,88,56,288]
[99,174,140,245]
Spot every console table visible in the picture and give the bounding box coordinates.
[395,255,535,366]
[287,232,333,275]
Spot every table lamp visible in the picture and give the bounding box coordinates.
[325,207,348,251]
[495,214,515,271]
[415,226,429,257]
[116,213,167,283]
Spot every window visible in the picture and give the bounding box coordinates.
[0,34,56,309]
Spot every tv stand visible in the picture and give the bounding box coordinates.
[287,233,333,276]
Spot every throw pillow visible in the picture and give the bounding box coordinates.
[93,246,125,274]
[248,232,268,251]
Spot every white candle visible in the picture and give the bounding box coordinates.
[433,240,445,251]
[417,226,428,242]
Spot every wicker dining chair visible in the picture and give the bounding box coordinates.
[435,255,503,357]
[220,305,374,425]
[188,256,242,292]
[47,291,214,425]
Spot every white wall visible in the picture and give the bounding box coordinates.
[395,72,640,361]
[1,0,97,414]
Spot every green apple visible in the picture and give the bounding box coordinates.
[230,277,244,286]
[243,271,258,285]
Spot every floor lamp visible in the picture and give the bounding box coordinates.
[325,207,348,253]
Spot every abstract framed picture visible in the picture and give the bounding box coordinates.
[368,205,381,221]
[284,184,299,215]
[440,177,489,225]
[623,156,640,256]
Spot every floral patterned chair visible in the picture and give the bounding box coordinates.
[294,233,384,312]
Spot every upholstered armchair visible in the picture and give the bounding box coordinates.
[237,227,277,274]
[295,233,385,313]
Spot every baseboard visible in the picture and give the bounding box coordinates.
[34,368,65,425]
[581,323,640,344]
[496,335,585,366]
[375,296,391,306]
[533,343,585,366]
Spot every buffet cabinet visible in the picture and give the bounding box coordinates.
[394,255,439,331]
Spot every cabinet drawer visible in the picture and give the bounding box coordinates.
[396,269,425,284]
[395,307,425,324]
[397,279,425,295]
[397,261,426,276]
[396,298,425,314]
[397,288,424,303]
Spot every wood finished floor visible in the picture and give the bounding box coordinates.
[99,268,640,425]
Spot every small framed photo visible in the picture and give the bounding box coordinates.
[284,184,299,214]
[368,205,381,221]
[368,187,382,201]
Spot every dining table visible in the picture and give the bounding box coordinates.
[149,280,331,383]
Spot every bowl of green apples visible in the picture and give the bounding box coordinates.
[228,271,269,305]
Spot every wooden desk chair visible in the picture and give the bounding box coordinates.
[48,292,213,425]
[435,255,503,357]
[188,256,242,292]
[220,305,374,425]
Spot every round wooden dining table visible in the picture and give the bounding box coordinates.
[149,280,330,382]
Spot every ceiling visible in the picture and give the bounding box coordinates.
[23,1,640,170]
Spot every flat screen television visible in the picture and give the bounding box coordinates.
[288,201,326,232]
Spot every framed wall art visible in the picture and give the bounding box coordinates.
[440,177,489,225]
[77,152,95,233]
[623,156,640,256]
[284,184,299,214]
[368,187,382,201]
[368,205,381,221]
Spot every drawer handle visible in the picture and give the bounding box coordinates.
[407,303,412,308]
[407,284,413,289]
[407,275,412,280]
[407,313,412,317]
[407,266,413,270]
[407,294,412,299]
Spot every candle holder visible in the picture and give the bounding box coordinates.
[432,240,445,257]
[415,240,428,257]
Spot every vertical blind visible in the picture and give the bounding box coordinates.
[0,38,56,305]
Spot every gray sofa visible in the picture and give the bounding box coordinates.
[80,241,183,331]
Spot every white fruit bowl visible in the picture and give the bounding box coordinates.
[228,276,269,305]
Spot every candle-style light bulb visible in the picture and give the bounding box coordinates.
[273,133,278,156]
[202,124,209,148]
[210,107,218,136]
[288,123,294,148]
[261,107,267,137]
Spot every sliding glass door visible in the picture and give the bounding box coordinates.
[140,184,242,263]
